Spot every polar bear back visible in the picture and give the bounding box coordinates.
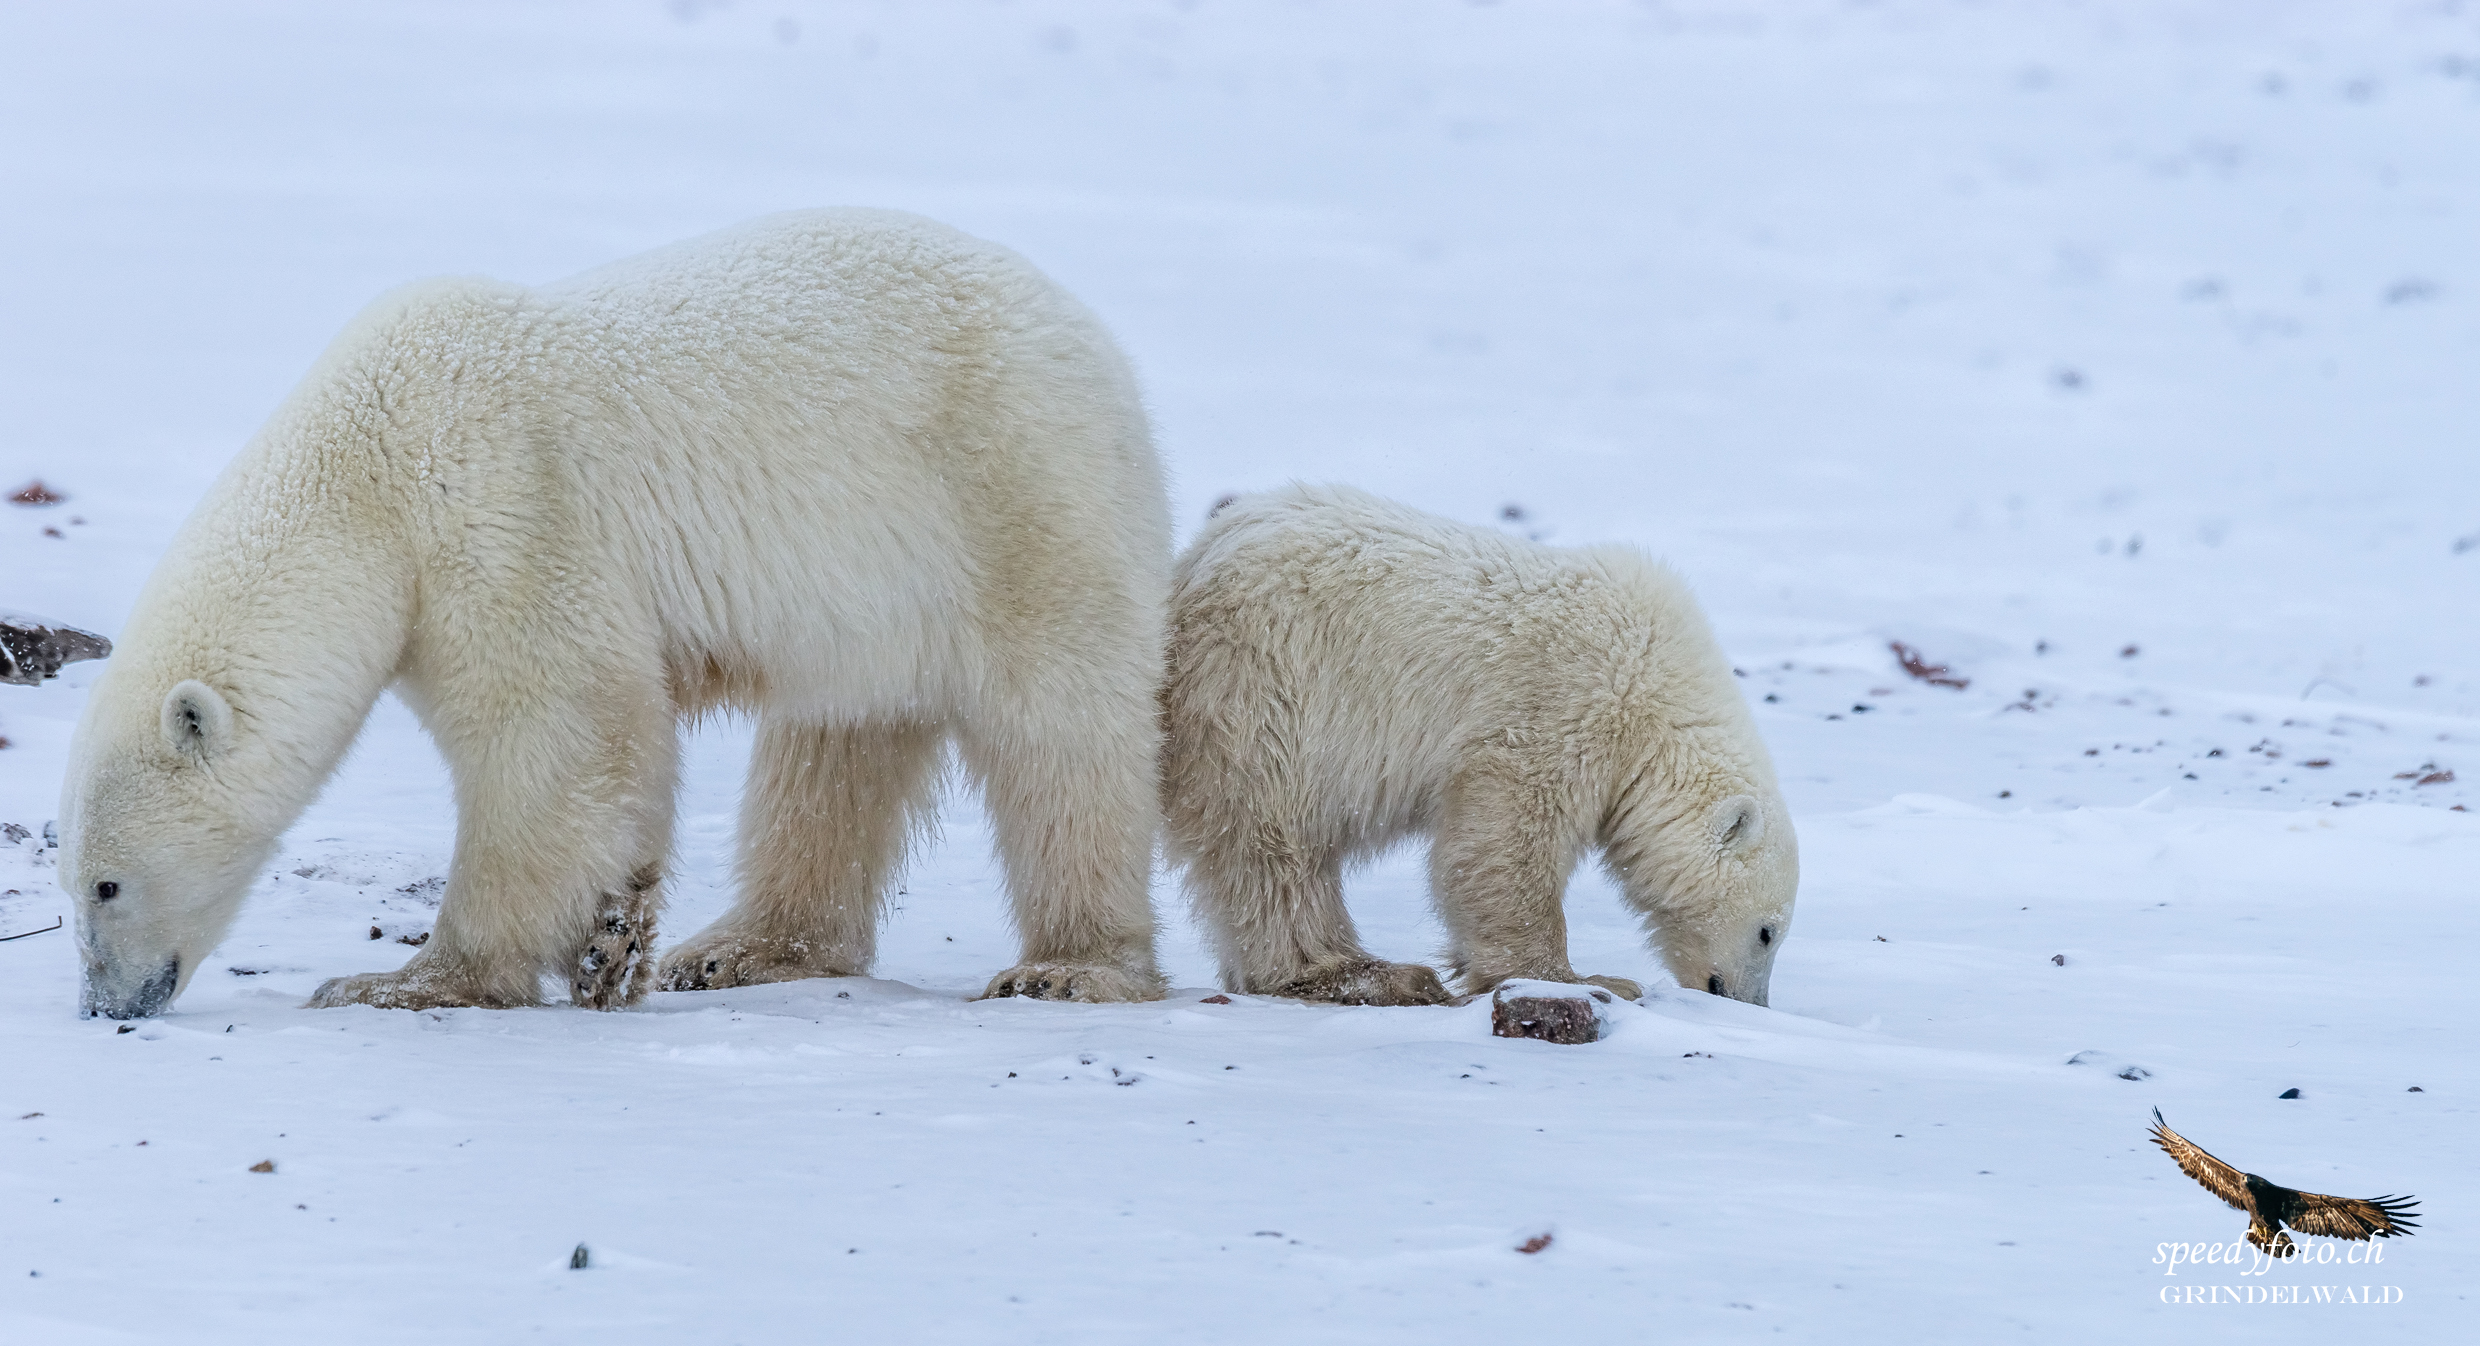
[341,209,1165,722]
[1165,483,1760,856]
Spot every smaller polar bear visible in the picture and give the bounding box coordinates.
[1161,484,1796,1007]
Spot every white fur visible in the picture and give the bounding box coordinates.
[61,209,1171,1017]
[1161,485,1797,1006]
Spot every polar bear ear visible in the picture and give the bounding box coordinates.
[161,680,233,762]
[1707,794,1765,856]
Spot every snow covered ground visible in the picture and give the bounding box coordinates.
[3,2,2475,1340]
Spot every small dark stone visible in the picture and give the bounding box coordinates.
[569,1243,590,1270]
[2408,1086,2423,1092]
[2278,1088,2301,1099]
[1491,990,1601,1045]
[0,614,112,686]
[2051,954,2067,966]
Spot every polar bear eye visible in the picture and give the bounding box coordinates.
[1759,926,1772,946]
[95,881,120,901]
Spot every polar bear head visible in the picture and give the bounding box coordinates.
[59,675,289,1018]
[61,555,399,1020]
[55,405,414,1019]
[1606,787,1798,1007]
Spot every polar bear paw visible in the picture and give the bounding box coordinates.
[654,930,859,992]
[979,962,1167,1003]
[571,905,654,1011]
[306,960,530,1012]
[1274,957,1452,1006]
[1580,974,1645,1001]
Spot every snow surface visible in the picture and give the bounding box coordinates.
[3,2,2475,1340]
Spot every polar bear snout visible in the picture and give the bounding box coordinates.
[1704,972,1771,1007]
[81,954,181,1020]
[1704,972,1769,1008]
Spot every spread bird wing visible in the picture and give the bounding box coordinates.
[2276,1190,2420,1241]
[2150,1109,2252,1213]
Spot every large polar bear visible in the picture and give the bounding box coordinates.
[61,209,1171,1018]
[1161,485,1796,1006]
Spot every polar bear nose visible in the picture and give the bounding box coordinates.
[1706,973,1725,996]
[82,956,180,1020]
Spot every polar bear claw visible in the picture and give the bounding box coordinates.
[1273,957,1452,1007]
[979,962,1167,1003]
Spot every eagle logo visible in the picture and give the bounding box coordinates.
[2149,1109,2420,1257]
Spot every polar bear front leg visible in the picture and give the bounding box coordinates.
[571,865,664,1010]
[660,717,944,991]
[963,709,1166,1004]
[1430,762,1593,994]
[306,951,537,1012]
[310,674,674,1012]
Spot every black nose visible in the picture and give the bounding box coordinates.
[1706,974,1725,996]
[82,956,180,1020]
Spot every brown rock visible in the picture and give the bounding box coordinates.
[1491,989,1604,1045]
[1889,640,1969,689]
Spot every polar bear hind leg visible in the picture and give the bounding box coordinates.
[658,717,944,991]
[1184,835,1449,1006]
[964,692,1166,1003]
[1275,954,1451,1007]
